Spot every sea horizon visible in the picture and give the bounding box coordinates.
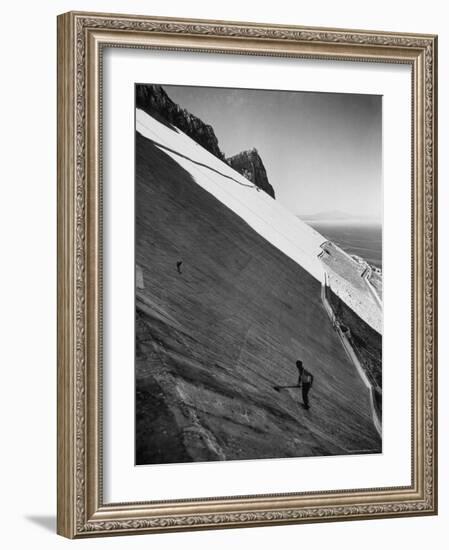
[308,221,382,269]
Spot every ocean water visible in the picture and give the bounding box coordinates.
[310,222,382,269]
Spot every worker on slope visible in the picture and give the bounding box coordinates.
[296,360,314,410]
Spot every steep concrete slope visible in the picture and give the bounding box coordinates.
[136,108,381,333]
[136,108,326,282]
[135,132,381,465]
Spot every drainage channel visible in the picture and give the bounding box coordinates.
[320,271,382,437]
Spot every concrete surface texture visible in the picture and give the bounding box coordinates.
[135,111,382,464]
[1,2,446,549]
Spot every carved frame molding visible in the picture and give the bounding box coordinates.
[57,11,437,538]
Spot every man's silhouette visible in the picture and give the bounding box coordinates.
[296,360,314,410]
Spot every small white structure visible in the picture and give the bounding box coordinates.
[136,264,145,290]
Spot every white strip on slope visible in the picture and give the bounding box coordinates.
[136,108,382,333]
[136,108,326,281]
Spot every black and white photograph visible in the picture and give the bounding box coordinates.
[135,83,383,466]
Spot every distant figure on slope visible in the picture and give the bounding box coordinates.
[296,360,314,410]
[176,260,183,274]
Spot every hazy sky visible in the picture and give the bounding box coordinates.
[163,85,382,221]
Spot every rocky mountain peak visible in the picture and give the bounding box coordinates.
[226,149,275,199]
[136,84,225,160]
[136,85,275,199]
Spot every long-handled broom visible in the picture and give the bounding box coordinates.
[273,385,300,392]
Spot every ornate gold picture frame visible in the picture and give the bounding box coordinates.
[57,11,437,538]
